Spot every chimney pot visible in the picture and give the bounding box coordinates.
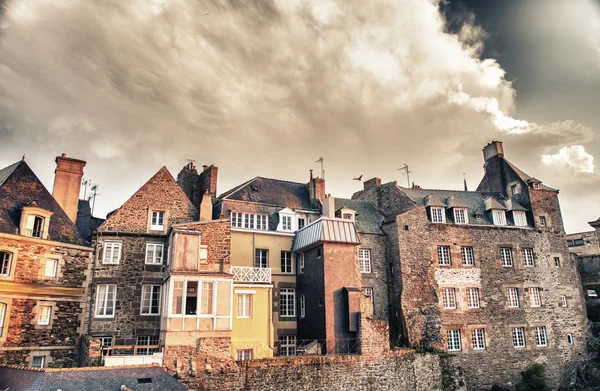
[53,155,86,223]
[61,153,67,157]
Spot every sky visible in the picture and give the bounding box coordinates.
[0,0,598,233]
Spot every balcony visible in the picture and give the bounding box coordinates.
[231,266,272,284]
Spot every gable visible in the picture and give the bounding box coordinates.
[99,167,198,233]
[218,177,316,210]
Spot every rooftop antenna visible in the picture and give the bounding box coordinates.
[88,183,99,215]
[397,164,411,188]
[81,178,90,200]
[185,159,196,169]
[463,173,468,191]
[315,157,324,179]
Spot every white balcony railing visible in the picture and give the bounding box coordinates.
[231,266,272,284]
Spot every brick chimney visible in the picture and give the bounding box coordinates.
[199,164,218,200]
[176,161,199,203]
[306,171,326,208]
[52,153,86,223]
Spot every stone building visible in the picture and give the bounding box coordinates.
[0,157,93,368]
[565,230,600,256]
[352,141,588,389]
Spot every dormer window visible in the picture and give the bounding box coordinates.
[19,206,52,240]
[533,183,540,189]
[453,208,468,224]
[151,211,165,231]
[492,210,506,226]
[26,216,44,238]
[430,207,445,223]
[511,184,519,195]
[277,208,296,232]
[513,211,527,227]
[282,215,292,231]
[336,207,356,222]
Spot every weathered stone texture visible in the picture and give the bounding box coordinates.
[358,233,389,321]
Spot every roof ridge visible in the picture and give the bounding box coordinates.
[400,186,502,194]
[255,176,307,186]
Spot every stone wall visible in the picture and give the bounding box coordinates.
[579,255,600,285]
[359,233,389,321]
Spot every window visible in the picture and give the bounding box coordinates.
[561,295,568,307]
[280,288,295,317]
[237,294,252,318]
[151,211,165,230]
[522,248,535,267]
[99,336,113,356]
[359,249,372,273]
[492,210,506,226]
[514,211,527,227]
[245,213,255,229]
[471,329,486,350]
[102,242,122,265]
[437,246,451,266]
[171,281,184,315]
[318,297,323,307]
[38,306,52,325]
[300,295,305,318]
[362,288,374,311]
[447,330,461,351]
[141,285,161,315]
[430,207,445,223]
[298,253,304,274]
[442,288,456,309]
[554,257,561,267]
[500,247,513,267]
[511,184,518,195]
[0,302,6,337]
[201,282,213,315]
[342,213,354,221]
[236,349,252,361]
[535,326,548,347]
[533,183,541,189]
[539,216,547,227]
[95,284,117,318]
[467,288,480,308]
[44,259,57,277]
[256,215,267,230]
[31,356,45,368]
[512,327,525,348]
[454,208,468,224]
[136,336,159,355]
[280,335,296,356]
[461,247,474,266]
[281,251,292,274]
[567,334,573,344]
[282,215,292,231]
[255,249,268,268]
[1,251,13,276]
[529,288,541,307]
[298,218,306,230]
[199,245,208,262]
[25,215,44,238]
[317,248,322,258]
[506,288,520,308]
[231,212,243,228]
[567,240,574,247]
[145,243,164,265]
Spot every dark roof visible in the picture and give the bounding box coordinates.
[505,159,556,191]
[76,200,105,241]
[334,198,385,234]
[0,161,85,245]
[217,177,317,211]
[0,365,187,391]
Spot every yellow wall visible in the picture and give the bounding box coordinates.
[230,231,293,272]
[231,287,274,359]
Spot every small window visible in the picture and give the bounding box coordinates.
[535,326,548,347]
[342,213,354,221]
[506,288,520,308]
[25,215,45,238]
[237,294,253,318]
[102,242,122,265]
[522,248,535,267]
[471,328,486,350]
[359,249,372,273]
[318,297,323,307]
[513,211,527,227]
[145,243,164,265]
[454,208,468,224]
[467,288,480,308]
[533,183,541,189]
[236,349,252,361]
[44,259,58,277]
[200,282,214,315]
[529,288,541,307]
[447,329,461,351]
[1,251,13,276]
[437,246,451,266]
[561,295,568,307]
[492,210,506,226]
[511,184,518,195]
[299,294,305,318]
[279,335,296,356]
[0,302,6,337]
[281,251,292,274]
[136,336,159,355]
[140,285,161,315]
[298,253,304,274]
[231,212,243,228]
[31,356,45,368]
[362,287,374,310]
[255,249,268,268]
[567,240,574,247]
[282,215,292,231]
[317,248,322,258]
[256,215,268,230]
[150,211,165,231]
[461,247,475,266]
[199,245,208,262]
[539,216,547,227]
[280,288,295,317]
[512,327,526,348]
[95,284,117,318]
[298,218,306,230]
[554,257,561,268]
[567,334,573,344]
[500,247,513,267]
[442,288,456,309]
[99,336,113,356]
[430,207,445,223]
[573,239,584,246]
[244,213,255,229]
[38,306,52,325]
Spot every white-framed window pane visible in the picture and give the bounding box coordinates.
[0,302,6,337]
[145,243,164,265]
[102,242,122,265]
[99,336,113,356]
[454,209,468,224]
[442,288,456,309]
[44,259,57,277]
[136,336,159,355]
[522,248,535,267]
[471,329,486,350]
[529,288,541,307]
[507,288,520,308]
[431,207,445,223]
[244,213,255,229]
[95,284,117,317]
[171,281,184,315]
[467,288,480,308]
[236,349,252,361]
[237,294,253,318]
[493,210,506,226]
[437,246,451,266]
[461,247,474,266]
[31,356,45,368]
[280,288,295,317]
[231,212,243,228]
[447,329,461,351]
[38,306,52,325]
[512,327,525,348]
[280,335,296,356]
[500,247,513,267]
[561,295,568,307]
[201,282,214,315]
[535,326,548,346]
[141,285,161,315]
[0,251,12,276]
[281,251,292,274]
[282,215,292,231]
[514,211,527,226]
[255,249,268,268]
[26,215,44,238]
[359,249,372,273]
[151,211,165,230]
[256,215,268,230]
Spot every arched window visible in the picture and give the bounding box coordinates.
[0,251,12,276]
[0,302,7,337]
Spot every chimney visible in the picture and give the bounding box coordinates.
[198,164,218,200]
[483,141,504,161]
[322,194,335,218]
[177,161,199,203]
[199,191,213,222]
[363,178,381,191]
[306,172,326,208]
[52,153,86,223]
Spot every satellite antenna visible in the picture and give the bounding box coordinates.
[397,164,411,188]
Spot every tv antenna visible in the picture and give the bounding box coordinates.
[315,157,325,179]
[397,164,411,188]
[88,183,99,215]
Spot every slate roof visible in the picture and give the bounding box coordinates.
[76,200,105,241]
[505,160,557,191]
[216,177,318,211]
[0,160,85,245]
[0,365,187,391]
[334,198,385,235]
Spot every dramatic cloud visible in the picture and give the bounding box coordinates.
[0,0,597,231]
[542,145,594,174]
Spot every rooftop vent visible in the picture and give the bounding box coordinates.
[137,378,153,384]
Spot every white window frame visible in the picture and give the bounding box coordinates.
[281,251,293,274]
[102,242,122,265]
[492,210,506,226]
[507,288,520,308]
[140,285,161,315]
[38,305,52,325]
[500,247,513,267]
[282,215,292,231]
[513,211,527,227]
[298,253,304,274]
[280,335,296,356]
[512,327,525,348]
[44,258,58,277]
[437,246,451,266]
[31,356,45,368]
[447,329,461,351]
[95,284,117,318]
[150,211,165,231]
[442,288,456,309]
[237,294,253,318]
[529,288,541,308]
[199,245,208,262]
[0,251,12,276]
[255,249,268,269]
[236,349,253,361]
[561,295,568,307]
[535,326,548,347]
[554,256,561,268]
[359,249,372,273]
[231,212,243,228]
[256,214,268,230]
[461,247,474,266]
[430,207,445,223]
[0,302,6,337]
[467,288,480,308]
[300,294,305,318]
[471,328,486,350]
[280,288,295,317]
[522,248,535,267]
[136,335,159,355]
[454,208,468,224]
[145,243,164,265]
[26,215,45,238]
